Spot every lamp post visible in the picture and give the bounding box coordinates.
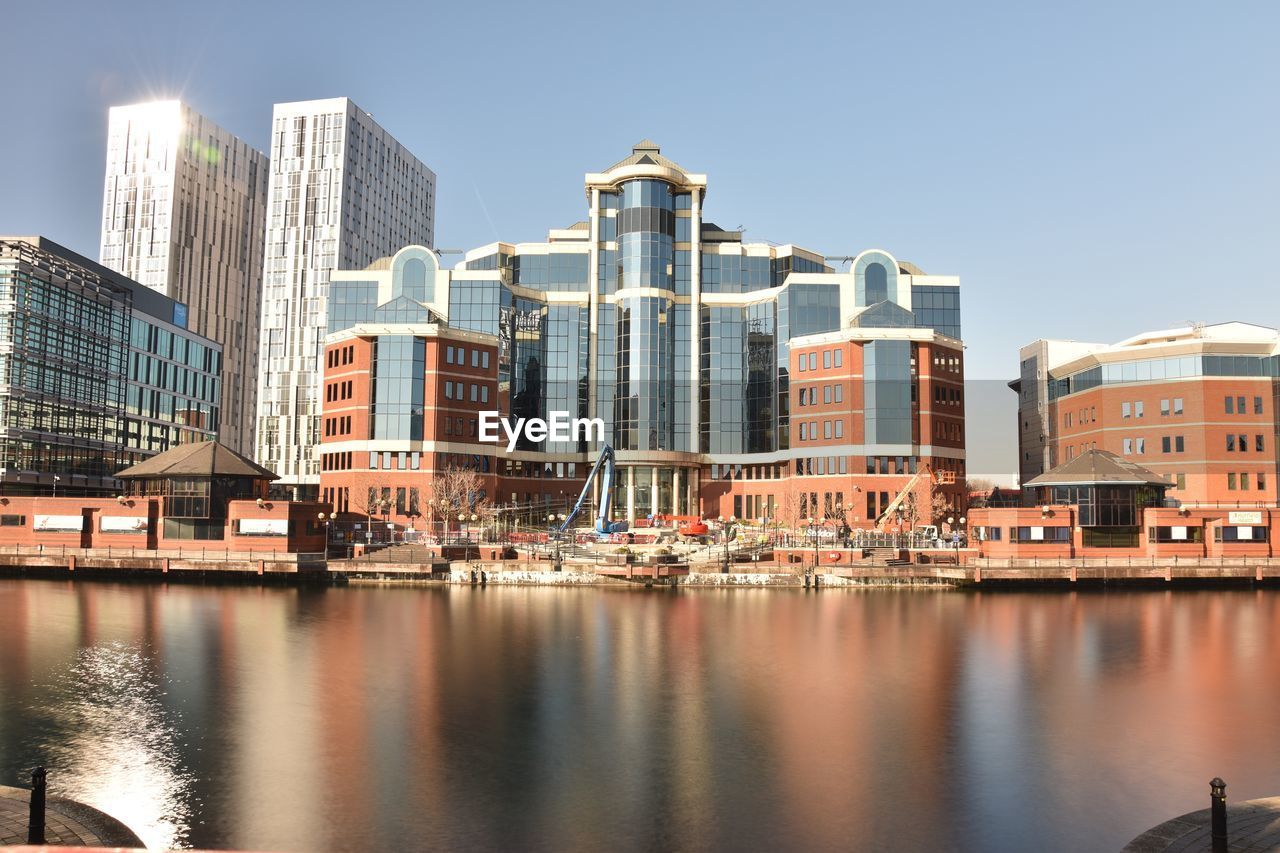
[957,515,967,548]
[317,512,331,553]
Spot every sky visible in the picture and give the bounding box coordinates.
[2,0,1277,482]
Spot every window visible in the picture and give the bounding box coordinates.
[1239,434,1248,452]
[1176,436,1184,452]
[823,350,832,369]
[834,349,843,367]
[1228,473,1237,490]
[1161,436,1171,453]
[1123,438,1133,455]
[1011,526,1071,543]
[1148,526,1204,543]
[1122,402,1131,419]
[1257,435,1265,452]
[1135,401,1144,418]
[1255,396,1264,415]
[445,346,454,365]
[482,351,490,369]
[444,382,452,399]
[1176,473,1186,490]
[0,515,25,527]
[1226,396,1234,414]
[835,420,844,438]
[472,349,480,368]
[1136,438,1145,454]
[1216,526,1267,542]
[1259,471,1268,491]
[798,356,806,372]
[834,384,843,403]
[823,421,832,439]
[1160,398,1169,416]
[824,385,832,404]
[1241,473,1251,490]
[1173,398,1183,415]
[1238,396,1246,414]
[809,353,817,371]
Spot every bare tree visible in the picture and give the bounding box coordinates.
[347,473,389,541]
[432,464,491,536]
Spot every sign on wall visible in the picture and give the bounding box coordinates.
[236,518,288,537]
[1228,511,1264,525]
[100,516,148,533]
[34,515,84,532]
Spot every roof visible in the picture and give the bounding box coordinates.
[1025,450,1172,488]
[603,140,690,174]
[116,440,279,480]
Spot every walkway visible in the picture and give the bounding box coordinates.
[0,783,143,848]
[1122,796,1280,851]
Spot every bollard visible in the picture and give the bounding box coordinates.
[480,570,487,586]
[1210,777,1227,853]
[28,765,46,844]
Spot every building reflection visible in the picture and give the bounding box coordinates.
[3,580,1280,851]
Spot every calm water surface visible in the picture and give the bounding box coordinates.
[1,579,1279,851]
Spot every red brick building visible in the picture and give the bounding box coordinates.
[320,325,589,537]
[1014,322,1280,505]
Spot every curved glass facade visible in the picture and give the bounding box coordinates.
[614,296,676,451]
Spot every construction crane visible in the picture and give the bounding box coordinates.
[559,444,628,535]
[874,463,957,529]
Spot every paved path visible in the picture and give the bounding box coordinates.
[0,783,143,848]
[1122,796,1280,851]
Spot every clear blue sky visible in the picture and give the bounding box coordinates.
[3,0,1277,388]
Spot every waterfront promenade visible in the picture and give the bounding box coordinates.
[1123,796,1280,851]
[0,784,143,847]
[4,542,1280,587]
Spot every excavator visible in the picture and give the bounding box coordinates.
[874,462,956,531]
[559,444,629,536]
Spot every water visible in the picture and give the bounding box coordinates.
[2,579,1279,852]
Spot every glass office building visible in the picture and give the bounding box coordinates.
[0,237,221,495]
[322,143,965,522]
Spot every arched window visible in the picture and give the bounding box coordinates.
[401,258,427,301]
[865,262,888,304]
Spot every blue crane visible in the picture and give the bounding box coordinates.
[559,444,628,535]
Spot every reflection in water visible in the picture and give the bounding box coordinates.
[33,642,194,849]
[1,581,1280,852]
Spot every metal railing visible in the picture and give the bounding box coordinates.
[0,543,325,563]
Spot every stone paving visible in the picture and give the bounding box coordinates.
[1123,796,1280,852]
[0,783,141,848]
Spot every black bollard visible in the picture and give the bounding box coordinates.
[1210,777,1227,853]
[28,765,46,845]
[804,572,811,589]
[480,570,487,586]
[469,568,477,584]
[814,573,821,589]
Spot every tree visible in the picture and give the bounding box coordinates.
[347,473,390,542]
[432,464,492,537]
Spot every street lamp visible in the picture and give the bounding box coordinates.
[317,512,331,552]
